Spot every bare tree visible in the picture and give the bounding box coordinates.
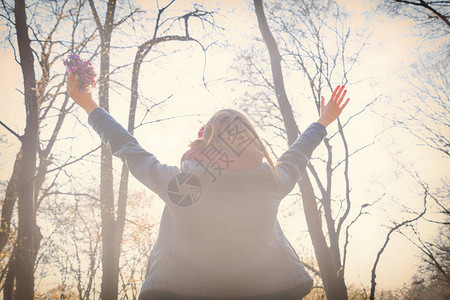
[251,0,380,299]
[0,149,21,253]
[378,50,449,157]
[380,0,450,37]
[87,0,213,298]
[35,188,102,299]
[0,0,99,297]
[396,0,449,26]
[12,0,41,297]
[86,1,120,297]
[254,2,344,297]
[369,188,428,299]
[370,19,449,297]
[401,213,450,293]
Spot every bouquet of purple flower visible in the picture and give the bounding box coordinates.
[63,53,96,92]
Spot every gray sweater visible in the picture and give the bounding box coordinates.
[88,107,327,299]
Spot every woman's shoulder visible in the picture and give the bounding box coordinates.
[180,160,279,191]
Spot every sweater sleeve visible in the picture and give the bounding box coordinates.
[88,107,180,201]
[275,122,327,199]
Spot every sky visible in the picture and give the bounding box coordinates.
[0,0,448,294]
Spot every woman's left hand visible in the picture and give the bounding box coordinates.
[317,85,350,128]
[66,73,98,114]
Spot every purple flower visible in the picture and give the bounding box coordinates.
[68,53,80,60]
[64,53,96,92]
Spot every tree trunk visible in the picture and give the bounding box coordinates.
[98,33,118,300]
[253,0,348,299]
[0,148,21,253]
[14,0,41,298]
[4,247,16,300]
[252,0,299,146]
[88,0,118,298]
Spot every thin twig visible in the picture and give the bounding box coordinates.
[0,120,22,141]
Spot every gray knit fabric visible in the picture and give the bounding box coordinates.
[88,107,327,298]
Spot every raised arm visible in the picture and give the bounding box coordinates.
[276,85,349,199]
[66,73,180,201]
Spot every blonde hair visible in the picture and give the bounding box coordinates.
[188,109,279,177]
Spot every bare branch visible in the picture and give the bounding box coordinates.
[45,146,101,174]
[87,0,104,34]
[369,190,428,300]
[0,120,22,141]
[394,0,450,27]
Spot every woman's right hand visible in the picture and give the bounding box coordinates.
[317,85,350,128]
[66,73,98,114]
